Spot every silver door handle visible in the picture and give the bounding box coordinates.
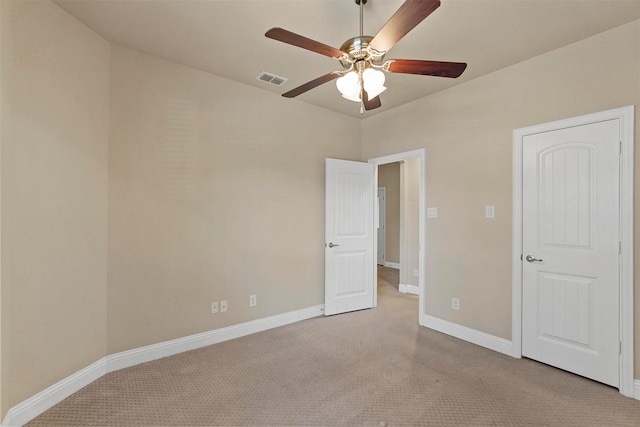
[328,242,339,248]
[525,255,543,263]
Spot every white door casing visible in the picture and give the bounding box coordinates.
[377,188,386,265]
[522,119,619,387]
[513,105,634,397]
[325,158,375,316]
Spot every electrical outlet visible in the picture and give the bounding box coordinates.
[249,294,257,307]
[210,301,219,314]
[452,297,460,310]
[220,300,228,312]
[413,269,419,278]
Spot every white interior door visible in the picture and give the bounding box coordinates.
[325,158,375,316]
[522,119,620,387]
[377,188,386,265]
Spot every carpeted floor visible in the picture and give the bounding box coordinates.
[27,267,640,426]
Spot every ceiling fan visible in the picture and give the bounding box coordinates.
[265,0,467,113]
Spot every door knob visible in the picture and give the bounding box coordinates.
[525,255,543,263]
[328,242,339,248]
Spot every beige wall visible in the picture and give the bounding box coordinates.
[1,0,109,411]
[378,163,400,264]
[107,46,361,353]
[361,20,640,371]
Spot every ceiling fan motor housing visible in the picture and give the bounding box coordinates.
[339,36,385,68]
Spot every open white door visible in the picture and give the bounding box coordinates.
[522,119,620,387]
[325,158,375,316]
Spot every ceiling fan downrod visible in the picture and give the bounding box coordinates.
[358,0,365,37]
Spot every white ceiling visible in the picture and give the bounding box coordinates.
[53,0,640,119]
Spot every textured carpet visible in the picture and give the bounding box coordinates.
[27,267,640,426]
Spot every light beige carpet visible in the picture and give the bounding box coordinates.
[27,267,640,426]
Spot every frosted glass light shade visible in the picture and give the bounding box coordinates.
[336,71,360,102]
[362,68,386,99]
[363,68,384,89]
[366,84,387,99]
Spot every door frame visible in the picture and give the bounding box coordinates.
[512,105,634,397]
[369,149,425,321]
[377,187,386,266]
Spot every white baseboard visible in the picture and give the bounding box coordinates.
[2,358,107,427]
[421,314,513,357]
[421,315,640,398]
[398,283,419,295]
[2,304,324,427]
[107,304,324,372]
[383,262,400,269]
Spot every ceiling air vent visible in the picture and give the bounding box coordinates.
[257,72,288,87]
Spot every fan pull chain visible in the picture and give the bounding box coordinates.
[359,68,364,115]
[358,0,367,114]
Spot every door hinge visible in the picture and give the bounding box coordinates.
[619,241,622,255]
[619,341,622,355]
[619,141,622,154]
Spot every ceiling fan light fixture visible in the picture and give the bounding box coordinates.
[337,67,387,102]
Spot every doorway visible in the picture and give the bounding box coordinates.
[377,164,400,270]
[512,106,634,397]
[369,149,425,322]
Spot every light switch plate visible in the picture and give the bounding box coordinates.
[485,206,495,219]
[427,207,438,218]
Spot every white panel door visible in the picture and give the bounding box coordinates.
[325,158,375,316]
[522,119,620,387]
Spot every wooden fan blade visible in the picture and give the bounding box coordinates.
[387,59,467,78]
[265,28,345,59]
[369,0,441,53]
[282,72,341,98]
[363,89,382,111]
